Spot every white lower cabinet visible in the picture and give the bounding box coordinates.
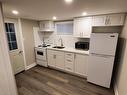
[47,49,88,77]
[55,51,65,70]
[47,49,56,67]
[74,54,88,76]
[65,52,74,72]
[47,49,65,70]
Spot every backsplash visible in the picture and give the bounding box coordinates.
[42,32,89,48]
[35,28,89,48]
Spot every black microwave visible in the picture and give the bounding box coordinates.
[75,42,89,50]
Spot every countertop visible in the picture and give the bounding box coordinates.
[46,47,89,55]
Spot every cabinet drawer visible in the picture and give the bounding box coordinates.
[65,61,74,72]
[65,59,73,62]
[65,52,74,60]
[65,67,73,72]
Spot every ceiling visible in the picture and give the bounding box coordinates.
[1,0,127,20]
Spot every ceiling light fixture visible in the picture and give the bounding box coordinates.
[53,16,57,20]
[12,10,19,15]
[65,0,73,4]
[82,12,87,16]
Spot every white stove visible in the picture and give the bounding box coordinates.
[35,46,48,67]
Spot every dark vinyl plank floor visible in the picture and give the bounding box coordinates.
[15,65,114,95]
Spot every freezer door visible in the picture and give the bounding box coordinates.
[87,54,114,88]
[90,33,118,56]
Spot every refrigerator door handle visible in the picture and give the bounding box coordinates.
[91,53,114,58]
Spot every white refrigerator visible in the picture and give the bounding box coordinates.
[87,33,118,88]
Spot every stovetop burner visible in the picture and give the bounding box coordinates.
[38,44,51,48]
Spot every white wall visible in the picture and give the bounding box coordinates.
[115,15,127,95]
[0,3,18,95]
[20,19,39,66]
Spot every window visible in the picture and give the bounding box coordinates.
[5,23,18,51]
[56,21,73,35]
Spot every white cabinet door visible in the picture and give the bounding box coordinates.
[107,14,125,26]
[83,17,92,38]
[47,50,65,69]
[39,21,46,30]
[55,51,65,70]
[74,17,92,38]
[75,54,88,76]
[92,14,125,26]
[74,18,84,37]
[92,16,107,26]
[47,49,56,67]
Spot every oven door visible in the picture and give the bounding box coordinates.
[35,48,46,61]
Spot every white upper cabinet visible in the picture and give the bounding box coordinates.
[39,21,54,32]
[92,14,125,26]
[107,14,125,26]
[74,17,92,38]
[92,16,107,26]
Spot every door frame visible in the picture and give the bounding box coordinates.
[18,18,27,70]
[0,2,18,95]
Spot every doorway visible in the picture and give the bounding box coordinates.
[4,18,25,74]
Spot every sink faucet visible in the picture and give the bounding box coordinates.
[59,37,63,47]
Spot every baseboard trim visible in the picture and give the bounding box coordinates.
[25,62,37,70]
[114,83,119,95]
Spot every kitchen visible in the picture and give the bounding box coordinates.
[35,13,123,88]
[0,0,127,95]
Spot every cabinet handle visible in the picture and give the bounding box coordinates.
[74,54,76,59]
[106,17,110,25]
[43,23,45,28]
[66,67,72,70]
[107,18,109,25]
[80,33,81,37]
[80,32,83,37]
[108,18,111,25]
[67,59,72,62]
[67,54,71,56]
[53,55,56,59]
[105,18,108,25]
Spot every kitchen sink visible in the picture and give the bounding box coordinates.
[52,46,65,49]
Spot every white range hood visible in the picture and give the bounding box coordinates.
[39,20,55,32]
